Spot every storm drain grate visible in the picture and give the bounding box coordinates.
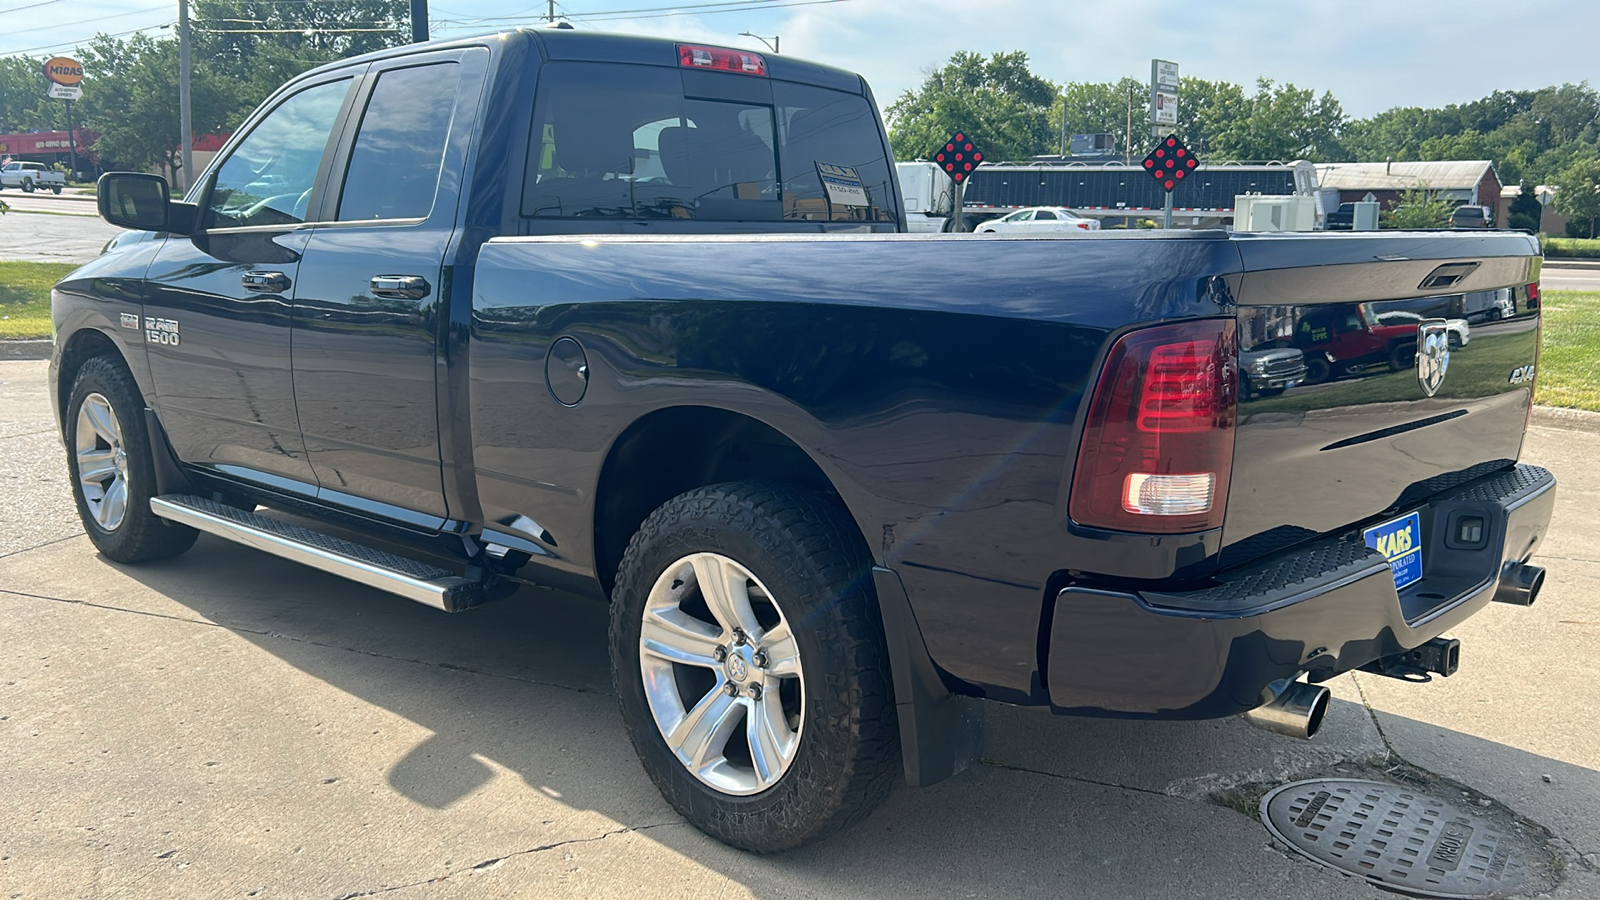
[1260,778,1551,898]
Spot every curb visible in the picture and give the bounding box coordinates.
[1541,258,1600,269]
[1531,405,1600,431]
[0,340,52,360]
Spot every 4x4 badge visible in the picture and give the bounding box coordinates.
[1416,319,1450,397]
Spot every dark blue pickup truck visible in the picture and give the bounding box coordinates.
[53,29,1554,852]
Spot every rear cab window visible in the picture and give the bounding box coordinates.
[521,61,897,226]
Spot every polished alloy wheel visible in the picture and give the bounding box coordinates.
[639,552,805,795]
[75,392,129,531]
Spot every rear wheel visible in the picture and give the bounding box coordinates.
[610,481,898,852]
[1389,341,1417,371]
[51,184,62,195]
[65,355,198,562]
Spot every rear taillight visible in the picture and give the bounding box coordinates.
[1069,319,1237,534]
[677,44,767,76]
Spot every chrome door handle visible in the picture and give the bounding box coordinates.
[370,275,430,301]
[243,270,291,293]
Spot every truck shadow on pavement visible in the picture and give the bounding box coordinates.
[111,535,1597,898]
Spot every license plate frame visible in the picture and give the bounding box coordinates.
[1364,511,1423,592]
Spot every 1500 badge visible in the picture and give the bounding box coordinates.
[144,316,180,346]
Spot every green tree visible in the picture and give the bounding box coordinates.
[74,32,233,181]
[886,51,1058,162]
[0,57,60,134]
[1381,184,1453,229]
[1552,154,1600,238]
[1506,183,1544,231]
[1200,78,1344,162]
[194,0,409,124]
[1055,77,1146,158]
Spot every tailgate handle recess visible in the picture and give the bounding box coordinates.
[1419,262,1479,290]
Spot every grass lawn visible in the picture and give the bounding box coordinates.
[0,261,75,340]
[1542,237,1600,258]
[1536,289,1600,411]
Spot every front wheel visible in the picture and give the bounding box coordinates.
[65,355,198,562]
[610,482,899,852]
[21,179,34,193]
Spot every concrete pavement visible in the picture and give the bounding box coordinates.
[1,357,1597,898]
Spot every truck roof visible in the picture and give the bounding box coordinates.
[295,27,865,97]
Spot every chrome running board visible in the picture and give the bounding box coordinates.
[149,494,485,612]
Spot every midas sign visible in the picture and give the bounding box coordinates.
[44,57,84,86]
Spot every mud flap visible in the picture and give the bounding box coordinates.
[872,566,984,787]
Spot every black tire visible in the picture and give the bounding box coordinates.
[1302,356,1331,385]
[1448,332,1462,351]
[52,185,62,195]
[610,481,899,852]
[1388,341,1417,371]
[21,179,34,193]
[65,355,198,562]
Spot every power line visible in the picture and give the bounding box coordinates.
[0,0,69,13]
[2,4,169,38]
[0,22,171,58]
[198,26,403,33]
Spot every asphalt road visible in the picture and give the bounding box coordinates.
[0,191,123,264]
[1540,262,1600,291]
[2,357,1597,899]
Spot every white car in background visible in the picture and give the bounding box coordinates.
[975,206,1100,233]
[1372,309,1472,349]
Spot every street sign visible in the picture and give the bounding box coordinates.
[934,131,984,183]
[1152,59,1179,92]
[1150,59,1179,134]
[1152,90,1178,126]
[43,56,83,86]
[1141,135,1198,192]
[47,83,82,101]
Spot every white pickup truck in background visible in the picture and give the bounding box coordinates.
[0,161,66,193]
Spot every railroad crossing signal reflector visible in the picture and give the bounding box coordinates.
[935,131,985,183]
[1141,135,1198,192]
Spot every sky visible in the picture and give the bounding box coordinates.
[4,0,1599,120]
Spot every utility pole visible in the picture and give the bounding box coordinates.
[1125,84,1133,165]
[65,99,76,179]
[411,0,428,42]
[179,0,192,191]
[547,0,556,22]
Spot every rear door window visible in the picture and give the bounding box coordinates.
[523,62,896,223]
[337,62,462,221]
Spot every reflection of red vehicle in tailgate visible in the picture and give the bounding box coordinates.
[1293,303,1418,382]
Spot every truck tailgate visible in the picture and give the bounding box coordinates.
[1223,231,1542,566]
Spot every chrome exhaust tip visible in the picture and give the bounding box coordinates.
[1493,563,1544,607]
[1243,678,1330,740]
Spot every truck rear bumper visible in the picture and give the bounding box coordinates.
[1045,464,1556,719]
